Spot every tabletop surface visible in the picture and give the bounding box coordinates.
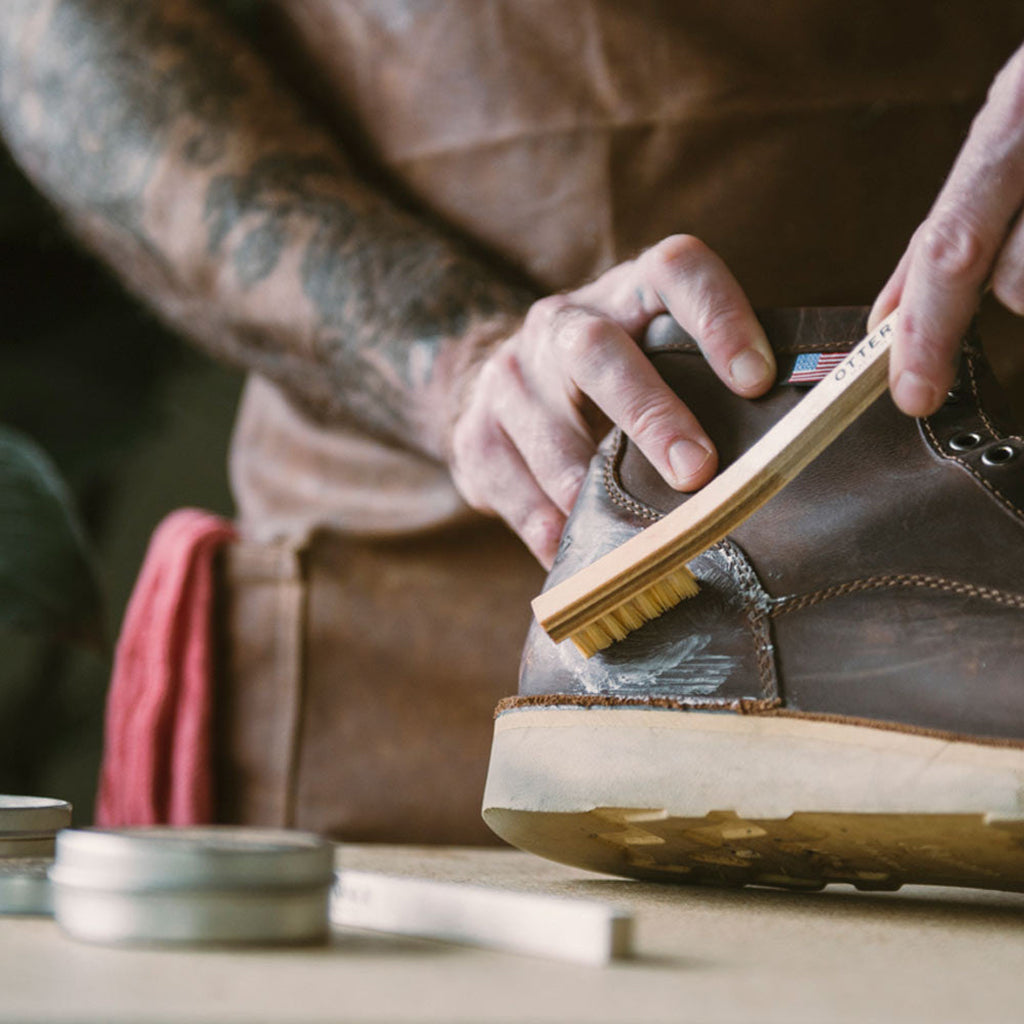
[2,844,1023,1024]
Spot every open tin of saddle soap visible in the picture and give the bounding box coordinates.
[50,826,334,946]
[0,795,72,915]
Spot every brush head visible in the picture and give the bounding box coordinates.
[569,566,699,658]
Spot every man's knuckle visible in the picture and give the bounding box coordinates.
[646,234,706,280]
[693,296,745,350]
[623,395,676,440]
[452,407,502,463]
[526,294,566,333]
[475,356,502,393]
[554,465,587,507]
[919,214,988,282]
[488,344,523,386]
[467,368,501,420]
[522,508,563,552]
[556,314,606,365]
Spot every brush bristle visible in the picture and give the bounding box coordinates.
[570,566,700,658]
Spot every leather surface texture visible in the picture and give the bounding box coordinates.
[519,308,1024,743]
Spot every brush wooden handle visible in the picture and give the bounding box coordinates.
[533,310,899,643]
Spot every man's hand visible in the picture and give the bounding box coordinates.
[870,42,1024,415]
[448,235,777,567]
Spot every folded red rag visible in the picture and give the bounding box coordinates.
[96,509,237,827]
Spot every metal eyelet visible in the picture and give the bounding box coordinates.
[944,389,961,405]
[981,443,1018,467]
[948,431,983,452]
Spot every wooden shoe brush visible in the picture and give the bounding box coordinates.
[533,310,899,657]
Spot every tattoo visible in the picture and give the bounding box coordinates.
[232,220,285,289]
[0,0,533,454]
[200,150,531,442]
[1,1,243,234]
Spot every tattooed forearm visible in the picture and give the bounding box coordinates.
[0,0,533,455]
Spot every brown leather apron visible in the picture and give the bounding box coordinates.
[216,1,1024,842]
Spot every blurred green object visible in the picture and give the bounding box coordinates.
[0,426,106,827]
[0,426,104,647]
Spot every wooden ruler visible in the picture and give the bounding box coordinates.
[331,870,633,965]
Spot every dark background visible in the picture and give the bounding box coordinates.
[0,143,243,823]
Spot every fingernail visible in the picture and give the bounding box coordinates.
[894,370,940,416]
[729,349,772,391]
[669,439,712,487]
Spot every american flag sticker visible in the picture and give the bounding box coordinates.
[785,352,850,385]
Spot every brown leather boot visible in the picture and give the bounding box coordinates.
[483,307,1024,892]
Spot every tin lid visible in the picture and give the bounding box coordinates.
[50,827,335,893]
[0,796,72,836]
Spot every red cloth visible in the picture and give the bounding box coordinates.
[96,509,237,827]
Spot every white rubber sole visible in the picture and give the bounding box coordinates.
[482,706,1024,892]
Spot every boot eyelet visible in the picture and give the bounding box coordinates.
[949,431,983,452]
[981,443,1018,466]
[944,389,961,405]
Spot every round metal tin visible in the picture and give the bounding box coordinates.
[0,796,72,859]
[51,826,334,946]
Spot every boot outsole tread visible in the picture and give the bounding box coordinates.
[483,707,1024,893]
